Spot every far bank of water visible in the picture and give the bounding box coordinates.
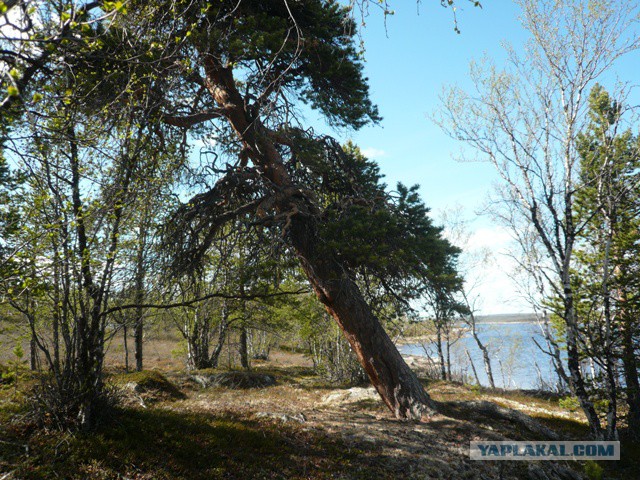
[399,322,564,390]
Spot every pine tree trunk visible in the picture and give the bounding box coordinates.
[201,57,435,420]
[621,319,640,438]
[288,213,436,419]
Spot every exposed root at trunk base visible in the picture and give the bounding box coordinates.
[386,380,438,421]
[437,400,561,440]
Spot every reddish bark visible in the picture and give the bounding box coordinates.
[200,55,435,419]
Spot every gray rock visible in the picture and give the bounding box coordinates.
[191,371,276,389]
[321,386,379,405]
[255,411,307,423]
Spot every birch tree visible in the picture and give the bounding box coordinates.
[437,0,640,439]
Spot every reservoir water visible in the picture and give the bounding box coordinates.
[399,322,566,390]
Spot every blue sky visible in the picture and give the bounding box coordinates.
[348,2,532,314]
[349,1,525,213]
[312,1,640,315]
[190,1,640,315]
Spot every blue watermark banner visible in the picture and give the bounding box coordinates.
[470,441,620,461]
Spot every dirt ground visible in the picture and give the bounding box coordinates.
[2,329,637,479]
[112,354,597,480]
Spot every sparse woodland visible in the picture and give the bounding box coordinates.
[1,1,639,479]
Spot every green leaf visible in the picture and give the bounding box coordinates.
[104,1,126,14]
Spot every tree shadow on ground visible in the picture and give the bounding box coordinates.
[6,406,386,480]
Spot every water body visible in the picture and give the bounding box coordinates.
[399,322,565,390]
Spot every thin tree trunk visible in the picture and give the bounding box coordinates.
[534,362,544,389]
[564,275,603,439]
[134,217,147,372]
[467,310,495,389]
[52,247,61,371]
[498,359,506,388]
[30,333,37,371]
[123,324,129,373]
[209,302,229,368]
[533,315,569,390]
[473,331,495,389]
[466,348,481,386]
[238,277,249,370]
[134,316,143,372]
[436,325,446,381]
[446,331,452,381]
[436,324,447,380]
[69,122,104,430]
[601,225,618,440]
[239,326,249,370]
[69,120,132,429]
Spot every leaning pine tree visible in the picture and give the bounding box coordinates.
[112,0,461,419]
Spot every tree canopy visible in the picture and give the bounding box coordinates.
[0,0,463,424]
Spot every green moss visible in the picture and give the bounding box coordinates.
[584,460,604,480]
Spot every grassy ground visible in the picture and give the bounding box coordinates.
[1,407,379,479]
[1,344,639,479]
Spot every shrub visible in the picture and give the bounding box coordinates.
[584,460,604,480]
[312,338,368,386]
[29,375,121,431]
[558,395,580,412]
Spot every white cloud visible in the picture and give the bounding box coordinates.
[451,223,531,314]
[361,147,386,159]
[470,256,528,315]
[466,226,512,251]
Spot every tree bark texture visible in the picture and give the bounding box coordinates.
[563,276,604,439]
[201,56,435,419]
[239,327,249,370]
[621,315,640,437]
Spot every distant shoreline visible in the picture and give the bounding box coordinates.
[473,313,543,324]
[473,320,541,325]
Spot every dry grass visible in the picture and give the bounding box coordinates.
[0,354,598,479]
[0,324,314,372]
